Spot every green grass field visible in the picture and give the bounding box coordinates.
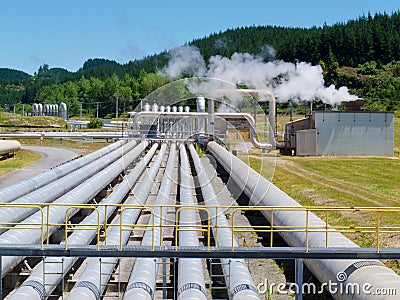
[0,149,41,177]
[245,117,400,253]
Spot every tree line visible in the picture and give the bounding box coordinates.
[0,11,400,116]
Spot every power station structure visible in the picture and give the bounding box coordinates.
[0,93,399,300]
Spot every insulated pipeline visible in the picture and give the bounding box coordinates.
[207,141,400,300]
[0,140,137,233]
[0,140,148,277]
[188,143,259,300]
[68,143,166,300]
[177,144,207,300]
[7,142,157,300]
[123,143,177,300]
[0,139,127,203]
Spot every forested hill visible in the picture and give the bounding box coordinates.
[192,11,400,67]
[1,11,400,116]
[0,68,30,84]
[1,11,399,82]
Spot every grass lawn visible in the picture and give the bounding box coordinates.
[0,149,41,177]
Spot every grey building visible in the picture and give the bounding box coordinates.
[286,111,394,156]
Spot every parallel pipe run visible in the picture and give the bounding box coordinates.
[7,142,157,300]
[0,140,147,277]
[0,140,136,233]
[207,141,400,300]
[177,144,207,300]
[67,143,166,300]
[188,144,259,300]
[123,143,177,300]
[0,139,127,203]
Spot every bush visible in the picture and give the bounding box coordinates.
[88,118,104,129]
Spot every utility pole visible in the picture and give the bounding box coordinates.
[80,103,83,120]
[116,96,119,122]
[95,102,99,118]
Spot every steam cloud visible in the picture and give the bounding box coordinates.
[161,45,358,105]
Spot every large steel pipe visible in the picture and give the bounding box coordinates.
[0,140,21,156]
[188,143,259,300]
[123,143,177,300]
[207,141,400,300]
[67,143,166,300]
[0,139,127,203]
[176,144,207,300]
[7,142,158,300]
[0,140,148,277]
[0,140,137,232]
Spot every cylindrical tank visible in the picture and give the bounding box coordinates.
[152,103,158,112]
[184,106,190,113]
[59,102,67,120]
[166,106,171,112]
[172,106,177,113]
[0,140,21,156]
[143,103,151,112]
[178,106,183,113]
[196,96,206,112]
[38,103,43,116]
[159,105,165,112]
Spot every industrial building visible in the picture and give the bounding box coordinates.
[284,111,394,156]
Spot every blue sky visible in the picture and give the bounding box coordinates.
[1,0,399,75]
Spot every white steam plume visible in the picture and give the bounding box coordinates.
[161,45,206,79]
[160,45,358,105]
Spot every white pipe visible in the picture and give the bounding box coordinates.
[67,143,165,300]
[0,141,135,232]
[188,144,259,299]
[123,143,177,300]
[0,139,127,203]
[177,144,207,300]
[7,142,156,300]
[132,111,278,149]
[207,141,400,300]
[0,140,21,156]
[0,140,147,277]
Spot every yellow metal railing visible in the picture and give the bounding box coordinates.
[175,206,211,251]
[1,203,400,253]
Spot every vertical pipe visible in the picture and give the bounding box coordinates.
[268,95,276,147]
[208,98,215,137]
